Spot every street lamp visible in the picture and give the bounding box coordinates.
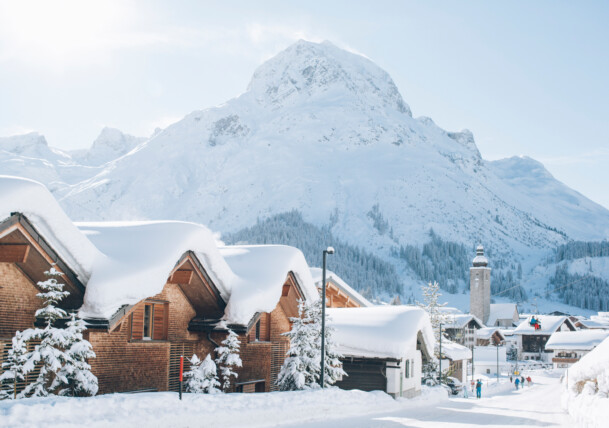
[438,322,443,384]
[320,246,335,388]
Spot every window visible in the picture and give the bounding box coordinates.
[255,319,261,341]
[486,369,490,374]
[143,304,153,339]
[405,359,410,378]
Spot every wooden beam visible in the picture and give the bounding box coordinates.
[0,244,30,263]
[168,269,193,285]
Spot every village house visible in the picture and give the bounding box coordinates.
[545,330,609,369]
[475,327,505,346]
[513,315,577,363]
[442,311,484,348]
[439,340,472,383]
[487,303,519,328]
[328,306,434,398]
[0,176,319,395]
[310,267,372,308]
[472,345,508,377]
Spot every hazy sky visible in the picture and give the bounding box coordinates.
[1,0,608,209]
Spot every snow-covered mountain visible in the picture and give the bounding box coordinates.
[70,127,146,166]
[2,40,609,310]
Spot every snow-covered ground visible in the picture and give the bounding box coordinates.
[0,371,576,428]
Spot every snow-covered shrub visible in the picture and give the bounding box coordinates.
[215,325,242,391]
[184,354,220,394]
[0,331,29,400]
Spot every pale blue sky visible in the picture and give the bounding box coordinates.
[1,1,608,208]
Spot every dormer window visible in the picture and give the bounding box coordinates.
[143,304,152,339]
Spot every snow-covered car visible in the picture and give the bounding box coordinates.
[445,377,463,395]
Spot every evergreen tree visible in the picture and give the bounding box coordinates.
[53,314,98,396]
[277,299,320,390]
[416,281,446,384]
[20,267,71,398]
[215,325,242,392]
[0,331,29,400]
[184,354,220,394]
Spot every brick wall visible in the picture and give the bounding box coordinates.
[0,263,39,339]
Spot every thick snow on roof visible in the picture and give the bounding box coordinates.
[577,319,609,329]
[441,340,472,361]
[473,345,506,365]
[78,221,235,319]
[567,335,609,396]
[444,313,483,329]
[476,327,504,340]
[487,303,518,326]
[327,306,434,360]
[219,245,318,326]
[310,267,372,307]
[513,315,573,335]
[545,330,609,351]
[0,175,100,281]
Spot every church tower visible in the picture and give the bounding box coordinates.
[470,245,491,324]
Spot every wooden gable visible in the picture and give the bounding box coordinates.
[0,214,85,310]
[168,253,226,319]
[279,272,304,319]
[324,280,360,308]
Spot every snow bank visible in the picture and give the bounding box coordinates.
[0,175,100,281]
[310,267,372,307]
[78,221,236,319]
[0,386,447,428]
[327,306,434,359]
[220,245,318,325]
[562,336,609,427]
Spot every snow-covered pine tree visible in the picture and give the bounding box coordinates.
[215,324,242,392]
[306,296,346,387]
[184,354,220,394]
[0,331,29,400]
[20,267,71,398]
[416,280,447,384]
[276,299,320,391]
[53,314,98,396]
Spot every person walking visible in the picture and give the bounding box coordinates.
[526,376,532,386]
[515,377,520,390]
[509,375,513,383]
[476,379,482,399]
[521,376,525,386]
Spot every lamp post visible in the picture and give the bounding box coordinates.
[438,322,443,384]
[496,340,500,383]
[320,246,335,388]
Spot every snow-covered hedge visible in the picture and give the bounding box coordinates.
[562,336,609,427]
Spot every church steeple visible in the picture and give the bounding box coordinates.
[470,245,491,324]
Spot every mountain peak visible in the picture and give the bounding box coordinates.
[247,40,411,115]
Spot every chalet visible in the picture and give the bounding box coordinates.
[513,315,577,363]
[76,221,233,394]
[327,306,434,398]
[487,303,519,328]
[0,176,99,396]
[545,330,609,369]
[310,268,372,308]
[217,245,318,392]
[475,327,505,346]
[439,340,471,382]
[442,312,484,348]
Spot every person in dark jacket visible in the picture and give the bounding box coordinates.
[515,377,520,389]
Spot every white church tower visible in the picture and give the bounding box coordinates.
[470,245,491,324]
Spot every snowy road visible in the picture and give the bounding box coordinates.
[288,373,573,428]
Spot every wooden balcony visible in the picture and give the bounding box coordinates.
[552,357,579,364]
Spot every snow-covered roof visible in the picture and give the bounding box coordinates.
[310,267,372,307]
[441,340,472,361]
[0,175,101,282]
[578,319,609,330]
[487,303,518,327]
[476,327,505,341]
[78,221,235,319]
[545,330,609,351]
[473,345,506,365]
[327,306,434,360]
[444,313,484,329]
[219,245,318,326]
[513,315,575,336]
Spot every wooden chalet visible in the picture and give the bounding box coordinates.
[513,315,577,363]
[328,306,435,398]
[310,268,372,308]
